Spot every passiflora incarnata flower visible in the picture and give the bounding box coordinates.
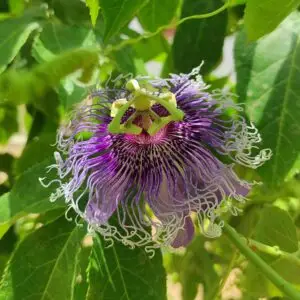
[40,67,271,254]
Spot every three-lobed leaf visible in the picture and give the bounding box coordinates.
[235,13,300,187]
[244,0,300,41]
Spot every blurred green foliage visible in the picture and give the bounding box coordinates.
[0,0,300,299]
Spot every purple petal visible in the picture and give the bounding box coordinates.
[171,216,195,248]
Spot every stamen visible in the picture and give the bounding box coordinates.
[108,79,185,136]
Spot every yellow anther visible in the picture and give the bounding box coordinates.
[125,79,140,91]
[110,98,128,117]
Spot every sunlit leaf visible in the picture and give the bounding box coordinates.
[9,0,25,15]
[235,13,300,187]
[0,193,10,239]
[244,0,300,41]
[85,0,100,27]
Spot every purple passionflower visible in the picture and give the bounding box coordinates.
[41,67,271,253]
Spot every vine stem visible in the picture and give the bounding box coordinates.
[104,2,229,55]
[244,238,300,268]
[223,223,300,300]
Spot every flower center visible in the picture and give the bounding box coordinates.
[108,79,184,136]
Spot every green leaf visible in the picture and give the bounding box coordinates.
[101,0,147,42]
[134,33,169,62]
[113,45,137,75]
[73,238,92,300]
[87,235,167,300]
[0,9,41,73]
[58,81,87,111]
[0,105,18,144]
[235,13,300,187]
[244,0,300,41]
[228,0,246,7]
[0,217,86,300]
[255,206,298,253]
[15,133,56,175]
[242,206,300,297]
[242,262,283,298]
[0,48,98,105]
[138,0,179,32]
[49,0,90,25]
[31,22,96,110]
[172,0,227,75]
[0,158,65,231]
[32,23,96,60]
[85,0,100,27]
[9,0,25,15]
[0,193,11,239]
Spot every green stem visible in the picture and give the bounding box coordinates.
[105,2,229,55]
[223,223,300,300]
[243,238,300,268]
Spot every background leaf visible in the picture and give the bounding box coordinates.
[32,23,96,60]
[0,105,18,144]
[85,0,100,27]
[0,9,40,73]
[8,0,25,15]
[172,0,227,75]
[48,0,90,25]
[0,193,11,239]
[235,13,300,187]
[244,0,300,41]
[242,206,300,297]
[138,0,179,32]
[87,235,167,300]
[1,158,65,230]
[0,217,85,300]
[100,0,147,42]
[255,206,298,253]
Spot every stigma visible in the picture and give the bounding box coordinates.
[108,79,184,136]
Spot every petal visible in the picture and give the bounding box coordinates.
[85,191,120,224]
[171,216,195,248]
